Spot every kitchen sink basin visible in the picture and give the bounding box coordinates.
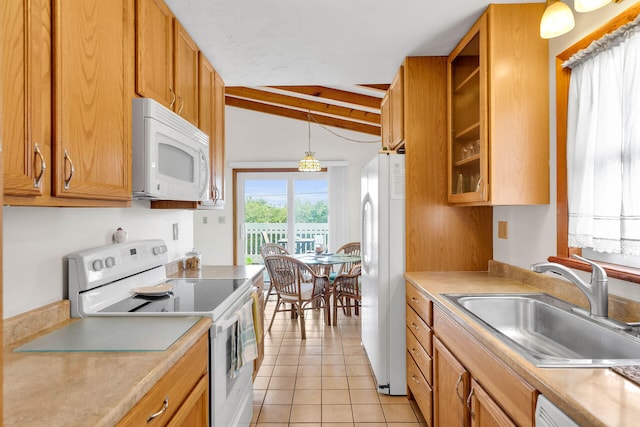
[443,293,640,367]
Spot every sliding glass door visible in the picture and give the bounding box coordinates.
[236,171,328,265]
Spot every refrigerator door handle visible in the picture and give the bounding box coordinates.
[361,193,372,274]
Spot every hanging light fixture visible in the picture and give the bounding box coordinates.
[574,0,622,13]
[540,0,575,39]
[298,112,321,172]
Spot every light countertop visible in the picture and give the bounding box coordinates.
[405,265,640,427]
[3,305,211,426]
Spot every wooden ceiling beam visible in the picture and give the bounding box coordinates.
[357,84,389,92]
[225,96,381,136]
[225,87,380,124]
[268,86,382,110]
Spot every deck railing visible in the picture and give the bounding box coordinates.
[244,223,329,263]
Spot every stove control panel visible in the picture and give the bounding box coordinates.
[68,239,169,292]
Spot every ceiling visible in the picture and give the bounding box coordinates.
[165,0,545,135]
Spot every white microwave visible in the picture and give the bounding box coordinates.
[132,98,209,201]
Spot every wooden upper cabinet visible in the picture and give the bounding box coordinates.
[2,0,51,197]
[174,20,199,126]
[447,3,549,206]
[389,68,404,149]
[380,66,405,151]
[212,71,225,205]
[135,0,174,107]
[380,92,391,149]
[52,0,133,201]
[136,0,199,126]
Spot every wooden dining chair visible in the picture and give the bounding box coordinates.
[331,241,361,280]
[260,243,289,308]
[332,265,362,325]
[263,255,330,339]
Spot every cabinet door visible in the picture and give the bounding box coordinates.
[53,0,132,201]
[470,380,516,427]
[434,337,469,427]
[447,13,488,204]
[167,374,209,427]
[198,52,215,202]
[212,71,225,204]
[380,92,391,150]
[174,20,199,126]
[389,67,404,149]
[2,0,51,196]
[135,0,174,108]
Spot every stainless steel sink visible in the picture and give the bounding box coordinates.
[443,293,640,367]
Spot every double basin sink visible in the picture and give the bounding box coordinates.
[443,293,640,367]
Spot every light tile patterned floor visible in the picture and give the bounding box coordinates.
[251,298,428,426]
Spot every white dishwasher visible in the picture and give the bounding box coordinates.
[535,395,580,427]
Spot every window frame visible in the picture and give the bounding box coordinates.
[554,4,640,284]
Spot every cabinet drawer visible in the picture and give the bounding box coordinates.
[407,327,432,384]
[117,334,209,426]
[406,282,432,326]
[407,352,433,427]
[434,308,536,427]
[407,306,432,353]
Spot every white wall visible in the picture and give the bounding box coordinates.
[194,106,380,265]
[3,201,194,318]
[493,0,640,299]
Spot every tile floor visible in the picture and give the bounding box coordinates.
[251,298,428,426]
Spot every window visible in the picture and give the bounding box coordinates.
[235,170,329,264]
[555,5,640,283]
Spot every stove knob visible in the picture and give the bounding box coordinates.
[153,245,166,255]
[92,259,104,271]
[105,256,116,268]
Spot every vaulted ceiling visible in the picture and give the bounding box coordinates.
[224,85,386,135]
[164,0,545,135]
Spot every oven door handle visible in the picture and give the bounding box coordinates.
[215,313,239,335]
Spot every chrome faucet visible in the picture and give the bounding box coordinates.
[531,254,608,318]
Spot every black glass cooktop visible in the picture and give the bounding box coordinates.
[100,278,247,314]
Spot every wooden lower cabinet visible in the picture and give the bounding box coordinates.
[470,380,517,427]
[407,285,537,427]
[117,334,209,426]
[434,338,469,427]
[252,273,265,377]
[434,307,537,427]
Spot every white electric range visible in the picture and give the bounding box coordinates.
[67,239,255,427]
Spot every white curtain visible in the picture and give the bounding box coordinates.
[565,17,640,256]
[328,165,348,252]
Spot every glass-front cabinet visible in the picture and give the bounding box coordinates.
[448,14,487,204]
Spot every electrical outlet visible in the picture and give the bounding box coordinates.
[218,216,226,224]
[172,223,179,240]
[202,216,208,224]
[498,221,508,239]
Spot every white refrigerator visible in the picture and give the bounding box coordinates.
[361,153,406,395]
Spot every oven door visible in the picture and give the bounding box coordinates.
[211,294,254,427]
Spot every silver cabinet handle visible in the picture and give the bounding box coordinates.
[178,94,184,114]
[411,297,420,304]
[147,397,169,423]
[410,374,421,385]
[169,85,176,109]
[63,149,75,190]
[212,185,219,203]
[410,322,420,331]
[466,387,475,419]
[33,143,46,188]
[455,373,464,402]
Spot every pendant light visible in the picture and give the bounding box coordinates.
[298,112,321,172]
[574,0,621,13]
[540,0,575,39]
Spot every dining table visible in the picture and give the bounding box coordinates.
[293,253,362,326]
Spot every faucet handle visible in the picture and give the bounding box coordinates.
[571,254,607,282]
